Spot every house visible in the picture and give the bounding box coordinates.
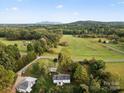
[53,74,70,86]
[16,77,37,93]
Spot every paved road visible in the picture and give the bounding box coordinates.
[12,56,56,93]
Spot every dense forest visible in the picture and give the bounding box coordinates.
[0,21,124,40]
[45,21,124,38]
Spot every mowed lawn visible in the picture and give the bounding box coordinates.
[59,35,124,61]
[0,38,27,54]
[108,43,124,52]
[0,36,124,61]
[106,62,124,89]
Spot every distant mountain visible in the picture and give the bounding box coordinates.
[37,21,62,25]
[69,20,124,26]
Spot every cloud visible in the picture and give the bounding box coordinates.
[56,4,63,9]
[6,7,18,11]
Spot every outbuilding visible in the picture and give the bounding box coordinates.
[49,67,57,73]
[16,77,37,93]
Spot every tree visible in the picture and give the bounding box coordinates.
[58,48,72,73]
[27,43,34,52]
[58,48,72,63]
[79,84,89,93]
[19,52,36,69]
[0,65,15,90]
[74,64,89,84]
[0,50,16,71]
[33,41,44,55]
[39,38,48,52]
[98,39,102,43]
[5,45,21,60]
[90,79,101,93]
[26,52,37,62]
[89,59,105,78]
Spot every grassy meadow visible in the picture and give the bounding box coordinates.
[106,62,124,90]
[108,43,124,52]
[49,35,124,61]
[0,38,28,55]
[1,35,124,61]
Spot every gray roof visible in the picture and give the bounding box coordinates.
[17,81,29,90]
[16,77,37,91]
[53,74,70,80]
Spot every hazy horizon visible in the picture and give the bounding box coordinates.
[0,0,124,24]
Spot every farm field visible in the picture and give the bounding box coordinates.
[1,35,124,61]
[50,35,124,61]
[106,62,124,90]
[0,38,28,55]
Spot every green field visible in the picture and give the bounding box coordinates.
[106,62,124,90]
[108,43,124,52]
[53,35,124,61]
[1,36,124,61]
[0,38,28,55]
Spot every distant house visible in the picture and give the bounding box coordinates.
[23,41,31,46]
[40,38,46,42]
[53,74,70,86]
[16,77,37,93]
[110,81,120,91]
[103,81,120,91]
[103,40,109,44]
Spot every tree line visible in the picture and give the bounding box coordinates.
[45,23,124,39]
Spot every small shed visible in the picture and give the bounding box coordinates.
[49,67,57,73]
[53,74,70,86]
[16,77,37,93]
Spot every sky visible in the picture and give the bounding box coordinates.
[0,0,124,23]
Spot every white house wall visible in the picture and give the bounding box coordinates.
[53,80,70,84]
